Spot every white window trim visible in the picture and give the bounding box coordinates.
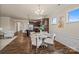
[67,7,79,24]
[51,17,57,25]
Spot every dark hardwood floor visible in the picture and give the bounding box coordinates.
[0,32,79,54]
[0,32,52,54]
[0,32,32,54]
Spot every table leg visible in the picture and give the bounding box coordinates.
[36,38,38,53]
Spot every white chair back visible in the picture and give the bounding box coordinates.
[44,33,56,44]
[30,33,42,48]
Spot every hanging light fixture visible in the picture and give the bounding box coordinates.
[35,4,44,16]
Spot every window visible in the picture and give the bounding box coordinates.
[68,8,79,23]
[51,17,57,24]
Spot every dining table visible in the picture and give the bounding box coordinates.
[30,31,52,53]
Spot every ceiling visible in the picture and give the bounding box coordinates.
[0,4,78,19]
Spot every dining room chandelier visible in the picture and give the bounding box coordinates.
[35,4,44,16]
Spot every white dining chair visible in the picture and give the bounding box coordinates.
[44,33,65,54]
[31,34,42,47]
[44,33,56,52]
[44,33,56,45]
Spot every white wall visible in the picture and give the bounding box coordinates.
[10,19,16,32]
[13,19,29,32]
[0,17,29,33]
[49,6,79,39]
[0,17,11,32]
[49,6,79,51]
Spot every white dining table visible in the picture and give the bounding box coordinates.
[31,32,51,47]
[30,31,52,53]
[30,31,56,53]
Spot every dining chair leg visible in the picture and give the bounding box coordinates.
[35,37,38,53]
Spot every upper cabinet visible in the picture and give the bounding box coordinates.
[42,18,49,32]
[29,18,49,32]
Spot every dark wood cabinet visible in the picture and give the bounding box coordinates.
[29,18,49,32]
[29,20,41,32]
[42,18,49,32]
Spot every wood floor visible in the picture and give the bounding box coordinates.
[0,32,52,54]
[0,32,32,54]
[0,32,79,54]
